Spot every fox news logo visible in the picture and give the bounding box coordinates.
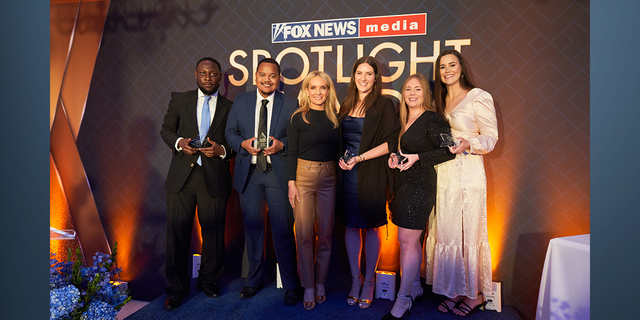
[271,13,426,43]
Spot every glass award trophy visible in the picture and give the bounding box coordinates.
[396,152,407,167]
[341,149,355,163]
[190,135,212,149]
[440,133,469,154]
[257,132,273,150]
[440,133,457,148]
[190,135,203,148]
[391,151,408,168]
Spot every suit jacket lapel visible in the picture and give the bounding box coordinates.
[270,92,284,132]
[186,91,199,137]
[208,96,229,137]
[248,93,257,136]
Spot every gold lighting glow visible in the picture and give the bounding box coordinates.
[379,206,400,272]
[50,0,112,264]
[50,155,81,260]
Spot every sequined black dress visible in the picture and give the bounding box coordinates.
[389,111,455,230]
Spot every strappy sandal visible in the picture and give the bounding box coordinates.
[303,300,316,310]
[315,284,326,304]
[438,298,458,313]
[453,293,487,316]
[382,293,413,319]
[412,280,424,301]
[358,277,375,309]
[346,275,362,306]
[303,287,316,310]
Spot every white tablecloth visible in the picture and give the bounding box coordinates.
[536,234,590,320]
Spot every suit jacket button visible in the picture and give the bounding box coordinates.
[191,163,195,167]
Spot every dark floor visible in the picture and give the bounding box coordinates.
[124,276,521,320]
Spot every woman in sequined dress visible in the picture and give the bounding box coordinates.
[382,74,454,319]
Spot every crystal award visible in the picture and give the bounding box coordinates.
[341,149,355,163]
[392,151,408,167]
[439,133,458,148]
[190,135,203,148]
[257,132,273,149]
[190,135,211,149]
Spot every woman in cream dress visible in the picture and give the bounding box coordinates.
[425,49,498,316]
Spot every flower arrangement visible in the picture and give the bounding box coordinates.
[50,243,131,320]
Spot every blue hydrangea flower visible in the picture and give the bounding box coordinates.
[80,301,117,320]
[50,285,79,320]
[50,245,129,319]
[95,283,128,307]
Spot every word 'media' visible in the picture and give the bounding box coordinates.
[271,13,426,43]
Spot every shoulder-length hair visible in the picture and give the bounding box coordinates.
[339,56,382,121]
[433,49,475,116]
[292,71,340,128]
[397,74,435,147]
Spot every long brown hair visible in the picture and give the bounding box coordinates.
[292,71,340,128]
[339,56,382,121]
[397,74,435,148]
[433,50,475,116]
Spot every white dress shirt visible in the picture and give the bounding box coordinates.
[252,89,275,164]
[175,89,226,160]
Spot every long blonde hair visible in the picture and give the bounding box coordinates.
[293,71,340,128]
[398,74,435,147]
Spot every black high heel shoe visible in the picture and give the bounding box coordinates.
[381,293,413,319]
[412,280,423,301]
[453,292,487,316]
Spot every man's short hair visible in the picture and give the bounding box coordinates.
[257,58,281,75]
[195,57,221,71]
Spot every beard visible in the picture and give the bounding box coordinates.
[198,84,218,96]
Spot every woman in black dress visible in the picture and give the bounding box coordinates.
[287,71,340,311]
[338,56,400,309]
[383,74,455,319]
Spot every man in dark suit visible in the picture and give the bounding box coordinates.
[160,57,235,310]
[225,58,301,305]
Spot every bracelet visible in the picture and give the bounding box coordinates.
[358,154,365,162]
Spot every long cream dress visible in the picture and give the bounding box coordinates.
[425,88,498,299]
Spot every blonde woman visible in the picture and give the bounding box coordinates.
[383,73,454,319]
[287,71,341,311]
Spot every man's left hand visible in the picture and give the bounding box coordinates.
[200,137,225,158]
[262,136,283,156]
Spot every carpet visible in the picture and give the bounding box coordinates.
[125,276,521,319]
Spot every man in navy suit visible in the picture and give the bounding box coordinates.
[225,58,301,305]
[160,57,235,310]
